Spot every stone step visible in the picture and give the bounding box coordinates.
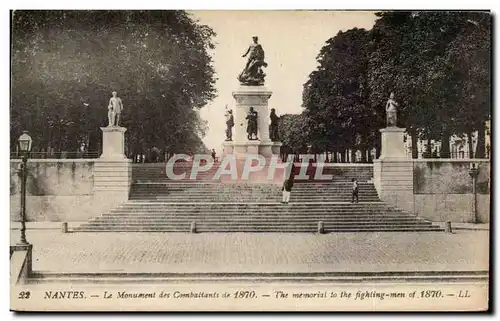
[92,214,424,219]
[130,191,378,198]
[88,220,428,225]
[132,182,375,185]
[129,196,379,204]
[117,204,388,208]
[105,208,409,213]
[131,187,375,190]
[130,195,379,199]
[136,180,373,187]
[133,184,376,186]
[100,214,421,220]
[119,202,385,206]
[131,189,378,192]
[130,190,378,194]
[131,186,377,193]
[98,217,421,221]
[132,171,374,174]
[130,195,378,199]
[109,210,400,214]
[113,207,393,211]
[75,227,443,232]
[130,187,378,190]
[75,219,433,228]
[111,209,395,213]
[80,224,435,230]
[130,191,378,194]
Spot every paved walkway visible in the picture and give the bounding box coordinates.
[10,229,489,274]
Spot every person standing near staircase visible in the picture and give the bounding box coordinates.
[351,178,359,203]
[282,175,294,204]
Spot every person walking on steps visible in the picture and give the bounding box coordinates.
[282,175,294,204]
[351,178,359,203]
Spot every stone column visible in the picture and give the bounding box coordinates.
[379,127,407,160]
[100,126,127,159]
[374,126,414,213]
[230,86,274,157]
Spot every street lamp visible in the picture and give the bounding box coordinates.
[18,130,32,245]
[468,163,479,224]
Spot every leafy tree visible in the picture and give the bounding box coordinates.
[368,11,491,158]
[11,10,216,157]
[303,28,374,162]
[439,12,491,157]
[300,11,490,161]
[278,114,310,159]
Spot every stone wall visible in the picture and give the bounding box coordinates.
[413,160,490,223]
[10,159,130,222]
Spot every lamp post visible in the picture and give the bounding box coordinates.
[18,130,32,245]
[468,163,479,224]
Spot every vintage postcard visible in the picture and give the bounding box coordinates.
[9,10,490,312]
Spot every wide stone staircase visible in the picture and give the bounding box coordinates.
[75,163,443,233]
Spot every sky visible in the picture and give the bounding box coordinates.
[190,10,378,153]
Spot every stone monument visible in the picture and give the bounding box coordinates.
[223,36,282,158]
[374,92,413,213]
[95,92,131,208]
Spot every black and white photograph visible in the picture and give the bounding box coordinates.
[8,9,491,311]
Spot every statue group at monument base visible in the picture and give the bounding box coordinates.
[223,85,282,158]
[223,140,282,159]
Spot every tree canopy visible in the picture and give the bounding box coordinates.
[11,10,217,156]
[303,28,375,162]
[302,11,491,160]
[278,113,310,155]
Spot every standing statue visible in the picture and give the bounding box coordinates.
[269,108,280,141]
[246,107,259,140]
[107,91,124,127]
[385,92,398,127]
[238,36,268,86]
[225,109,234,141]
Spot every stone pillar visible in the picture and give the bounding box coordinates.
[230,85,275,157]
[379,127,407,160]
[94,126,132,213]
[223,141,234,156]
[100,127,127,159]
[374,126,414,213]
[232,86,272,142]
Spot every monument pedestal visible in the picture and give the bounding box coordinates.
[374,126,414,213]
[379,127,407,160]
[223,85,282,158]
[95,126,131,195]
[232,85,272,143]
[100,126,127,159]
